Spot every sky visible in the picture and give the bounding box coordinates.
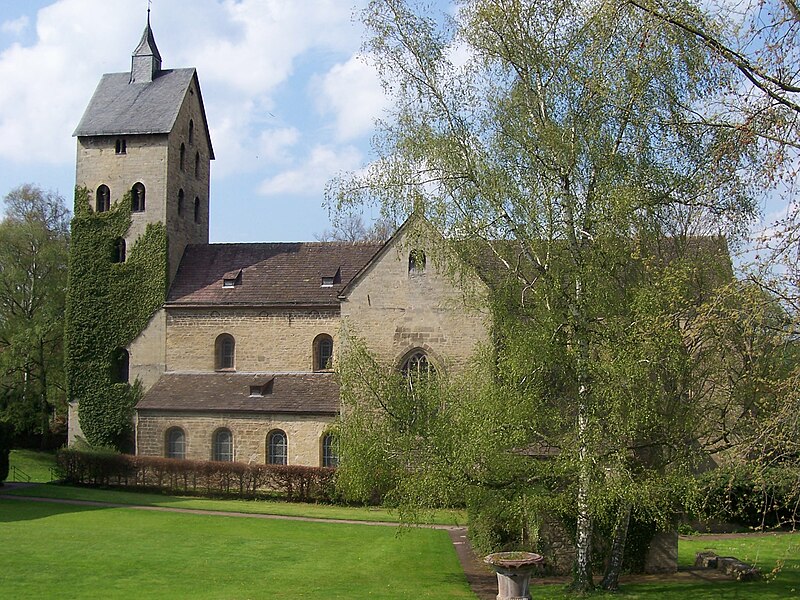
[0,0,791,247]
[0,0,455,242]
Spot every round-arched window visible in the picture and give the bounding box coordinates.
[215,334,235,370]
[165,428,186,459]
[96,185,110,213]
[268,430,287,465]
[212,428,233,462]
[321,433,338,467]
[131,182,145,212]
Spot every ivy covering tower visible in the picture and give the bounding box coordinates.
[65,13,214,448]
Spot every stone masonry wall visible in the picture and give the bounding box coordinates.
[136,411,334,466]
[341,228,490,371]
[166,307,340,372]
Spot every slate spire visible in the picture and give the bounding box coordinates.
[130,9,162,84]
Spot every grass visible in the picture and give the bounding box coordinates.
[0,498,475,599]
[4,450,464,525]
[7,449,58,483]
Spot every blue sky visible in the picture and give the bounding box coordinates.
[0,0,454,242]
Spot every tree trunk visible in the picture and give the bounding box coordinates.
[601,503,632,591]
[38,338,49,450]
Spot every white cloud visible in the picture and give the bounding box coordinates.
[258,144,363,196]
[317,53,389,141]
[1,15,29,36]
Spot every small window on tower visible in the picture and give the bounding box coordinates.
[178,189,185,215]
[180,143,186,171]
[96,185,110,213]
[188,119,194,144]
[115,139,127,155]
[195,151,200,178]
[131,183,146,212]
[194,197,200,223]
[113,237,126,263]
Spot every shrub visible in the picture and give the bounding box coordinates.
[55,449,336,502]
[0,421,12,485]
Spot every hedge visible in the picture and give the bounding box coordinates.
[56,449,336,502]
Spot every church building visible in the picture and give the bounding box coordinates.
[66,17,488,466]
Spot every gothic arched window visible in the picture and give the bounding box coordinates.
[188,119,194,144]
[194,197,200,223]
[401,349,435,379]
[178,189,184,215]
[194,151,200,178]
[180,143,186,171]
[131,182,145,212]
[96,185,110,213]
[268,430,287,465]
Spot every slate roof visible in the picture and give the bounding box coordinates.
[73,69,210,144]
[167,242,383,306]
[136,372,339,415]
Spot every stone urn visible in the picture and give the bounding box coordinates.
[484,551,544,600]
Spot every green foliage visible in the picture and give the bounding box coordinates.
[64,187,167,449]
[0,185,70,443]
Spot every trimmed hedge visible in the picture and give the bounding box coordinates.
[56,449,336,502]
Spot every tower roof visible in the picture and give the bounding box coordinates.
[133,12,162,63]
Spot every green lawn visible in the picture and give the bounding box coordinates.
[0,498,475,599]
[7,449,58,483]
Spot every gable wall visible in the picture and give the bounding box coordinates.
[341,231,490,371]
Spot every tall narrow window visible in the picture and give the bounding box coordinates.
[188,119,194,144]
[195,151,200,178]
[131,182,145,212]
[212,429,233,462]
[215,334,235,370]
[111,348,129,384]
[194,197,200,223]
[115,138,127,154]
[314,334,334,371]
[321,433,338,467]
[96,185,110,213]
[178,189,185,215]
[409,250,426,275]
[165,428,186,459]
[268,430,287,465]
[180,143,186,171]
[113,237,126,263]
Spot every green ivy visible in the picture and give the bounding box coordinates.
[64,187,167,450]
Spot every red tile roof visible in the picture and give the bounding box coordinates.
[167,242,383,306]
[136,372,339,414]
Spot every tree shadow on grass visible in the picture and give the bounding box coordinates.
[0,497,105,523]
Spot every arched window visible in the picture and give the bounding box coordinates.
[188,119,194,144]
[180,143,186,171]
[215,334,235,370]
[321,433,338,468]
[401,349,435,379]
[111,348,129,384]
[131,182,145,212]
[165,428,186,459]
[409,250,426,275]
[194,151,200,178]
[314,334,334,371]
[178,189,184,215]
[212,428,233,462]
[113,237,126,263]
[267,430,287,465]
[194,197,200,223]
[96,185,110,213]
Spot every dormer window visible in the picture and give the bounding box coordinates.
[115,139,127,154]
[249,378,275,397]
[222,269,242,288]
[321,267,341,287]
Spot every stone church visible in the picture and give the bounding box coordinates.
[67,18,488,466]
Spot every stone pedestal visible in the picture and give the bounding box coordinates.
[484,552,544,600]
